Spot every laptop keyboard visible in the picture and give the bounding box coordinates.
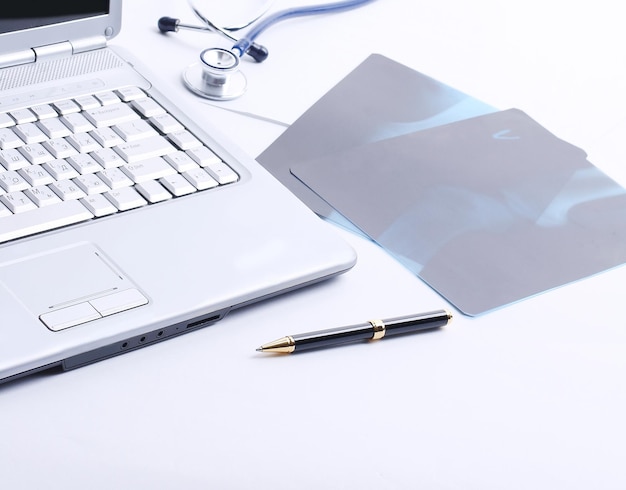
[0,86,239,244]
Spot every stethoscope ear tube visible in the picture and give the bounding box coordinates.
[158,16,268,62]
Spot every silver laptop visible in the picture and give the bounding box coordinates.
[0,1,356,384]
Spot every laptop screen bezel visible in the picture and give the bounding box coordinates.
[0,0,122,57]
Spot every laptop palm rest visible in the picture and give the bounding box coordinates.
[0,242,147,331]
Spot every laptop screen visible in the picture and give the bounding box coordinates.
[0,1,110,35]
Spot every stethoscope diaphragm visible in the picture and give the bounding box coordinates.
[182,48,247,101]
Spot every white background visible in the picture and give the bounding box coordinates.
[3,1,626,488]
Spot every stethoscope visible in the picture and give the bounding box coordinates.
[158,0,378,101]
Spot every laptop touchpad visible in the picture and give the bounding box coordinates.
[0,242,148,331]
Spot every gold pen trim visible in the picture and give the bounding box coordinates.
[256,335,296,353]
[369,319,386,341]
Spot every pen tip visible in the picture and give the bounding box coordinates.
[255,347,263,352]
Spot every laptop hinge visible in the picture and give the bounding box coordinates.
[33,41,74,61]
[0,36,108,69]
[0,49,36,69]
[69,35,108,54]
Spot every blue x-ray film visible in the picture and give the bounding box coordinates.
[291,109,626,315]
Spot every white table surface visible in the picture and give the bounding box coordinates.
[3,1,626,488]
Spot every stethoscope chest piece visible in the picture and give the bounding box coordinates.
[183,48,247,101]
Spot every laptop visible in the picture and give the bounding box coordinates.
[0,1,356,384]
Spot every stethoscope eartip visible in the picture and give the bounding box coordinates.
[247,44,269,63]
[157,16,180,33]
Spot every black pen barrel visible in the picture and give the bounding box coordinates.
[292,323,372,351]
[384,310,451,336]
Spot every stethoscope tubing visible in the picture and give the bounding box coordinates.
[164,0,379,100]
[160,0,378,61]
[231,0,378,57]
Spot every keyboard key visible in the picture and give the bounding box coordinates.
[0,191,37,213]
[0,113,15,128]
[42,138,79,159]
[0,170,30,192]
[18,143,54,165]
[74,95,100,110]
[61,112,95,132]
[136,179,172,203]
[168,130,202,150]
[113,119,157,142]
[0,148,33,171]
[183,168,218,190]
[0,128,24,150]
[14,123,48,144]
[0,199,94,242]
[121,156,176,183]
[91,147,125,169]
[43,159,80,180]
[24,185,62,207]
[114,135,176,163]
[80,194,118,217]
[95,92,121,106]
[66,132,101,153]
[30,104,58,120]
[10,109,37,124]
[204,161,239,185]
[84,103,139,128]
[90,127,124,148]
[50,179,88,201]
[187,146,221,166]
[53,99,81,115]
[149,113,184,134]
[98,167,133,189]
[37,118,72,139]
[115,87,146,102]
[74,173,110,195]
[19,164,54,186]
[164,151,199,172]
[131,98,165,118]
[159,173,196,197]
[66,154,103,175]
[0,200,93,243]
[105,186,148,211]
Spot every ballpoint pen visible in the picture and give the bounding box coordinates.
[256,309,451,353]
